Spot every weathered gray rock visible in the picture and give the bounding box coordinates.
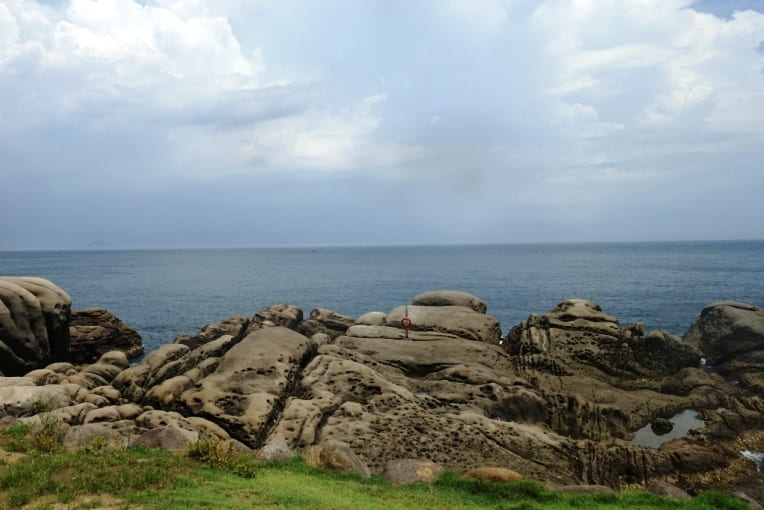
[651,418,673,436]
[112,343,189,402]
[69,308,143,364]
[0,277,71,375]
[0,384,72,417]
[355,311,387,326]
[286,340,648,482]
[180,327,316,447]
[173,316,248,349]
[148,334,235,390]
[256,440,295,463]
[730,490,763,510]
[462,466,522,482]
[46,402,97,425]
[63,421,136,450]
[413,290,487,314]
[684,301,764,368]
[83,404,143,424]
[244,304,303,335]
[505,299,699,379]
[630,330,701,375]
[383,459,443,484]
[646,480,691,500]
[135,410,231,442]
[297,308,355,339]
[345,324,462,342]
[129,425,197,451]
[303,439,371,478]
[385,305,501,344]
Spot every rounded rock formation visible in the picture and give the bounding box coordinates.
[0,277,71,375]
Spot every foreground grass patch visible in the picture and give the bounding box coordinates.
[125,457,753,510]
[0,441,753,509]
[0,446,191,508]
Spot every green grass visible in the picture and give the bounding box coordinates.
[0,424,753,510]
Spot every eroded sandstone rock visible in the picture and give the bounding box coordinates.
[173,316,248,350]
[505,299,700,380]
[180,327,316,447]
[385,305,501,344]
[413,290,488,314]
[0,277,71,375]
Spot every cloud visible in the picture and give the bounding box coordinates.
[1,0,764,248]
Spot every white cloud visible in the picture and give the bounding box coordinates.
[0,0,396,183]
[535,0,764,142]
[1,0,764,247]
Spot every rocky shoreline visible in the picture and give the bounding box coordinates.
[0,278,762,506]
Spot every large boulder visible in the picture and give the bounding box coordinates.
[303,439,371,478]
[385,305,501,344]
[505,299,699,379]
[244,304,303,335]
[69,308,144,364]
[0,384,72,417]
[0,277,71,375]
[383,459,443,484]
[413,290,488,314]
[180,327,316,447]
[683,301,764,368]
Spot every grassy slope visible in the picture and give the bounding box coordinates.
[0,425,752,510]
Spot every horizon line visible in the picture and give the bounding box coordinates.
[2,238,763,253]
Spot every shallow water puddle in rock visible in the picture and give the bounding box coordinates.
[632,409,705,448]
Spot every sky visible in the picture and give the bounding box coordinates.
[1,0,763,249]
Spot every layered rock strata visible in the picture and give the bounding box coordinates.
[69,308,144,363]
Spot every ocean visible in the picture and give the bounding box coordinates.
[2,241,763,354]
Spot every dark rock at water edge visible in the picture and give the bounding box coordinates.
[69,308,144,364]
[684,302,764,394]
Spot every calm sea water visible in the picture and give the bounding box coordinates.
[1,241,763,353]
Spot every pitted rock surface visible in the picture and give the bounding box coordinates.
[180,327,316,447]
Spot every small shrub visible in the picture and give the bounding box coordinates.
[31,414,65,453]
[84,436,110,454]
[186,439,258,478]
